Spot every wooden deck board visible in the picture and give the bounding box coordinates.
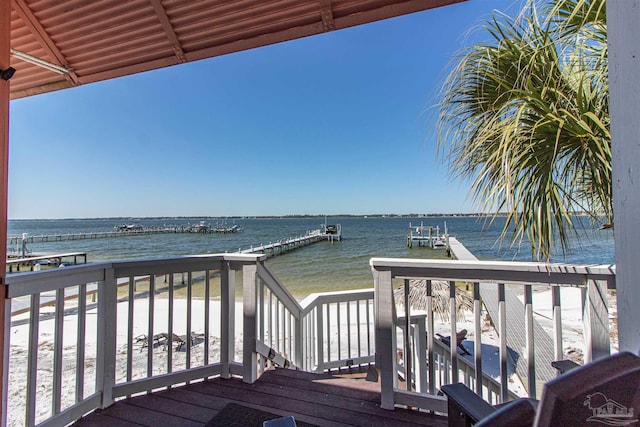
[73,368,448,426]
[76,402,202,426]
[125,393,217,423]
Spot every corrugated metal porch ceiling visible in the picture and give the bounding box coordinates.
[8,0,464,99]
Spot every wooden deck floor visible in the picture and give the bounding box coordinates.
[72,367,448,426]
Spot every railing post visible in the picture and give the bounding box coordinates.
[243,262,258,383]
[221,260,236,379]
[583,279,611,362]
[96,267,117,409]
[374,268,395,410]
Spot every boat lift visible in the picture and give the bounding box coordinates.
[407,222,449,250]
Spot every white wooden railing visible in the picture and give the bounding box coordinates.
[1,254,377,427]
[371,257,616,412]
[300,289,375,372]
[3,254,262,427]
[2,254,618,425]
[242,260,375,379]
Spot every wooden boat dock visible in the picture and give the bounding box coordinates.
[238,225,341,258]
[6,251,87,273]
[6,223,242,245]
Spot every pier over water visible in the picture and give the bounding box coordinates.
[7,223,242,245]
[237,225,341,258]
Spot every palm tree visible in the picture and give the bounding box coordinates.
[436,0,608,261]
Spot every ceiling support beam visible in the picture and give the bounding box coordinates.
[149,0,187,63]
[320,0,335,31]
[12,0,79,84]
[0,0,11,424]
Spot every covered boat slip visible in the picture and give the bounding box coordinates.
[2,1,640,427]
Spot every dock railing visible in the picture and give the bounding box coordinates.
[371,257,616,411]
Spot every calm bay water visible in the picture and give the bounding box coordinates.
[7,216,614,297]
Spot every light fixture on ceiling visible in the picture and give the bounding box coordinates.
[10,49,72,76]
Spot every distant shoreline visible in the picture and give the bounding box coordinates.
[8,212,596,221]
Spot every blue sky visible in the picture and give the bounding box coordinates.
[8,0,522,219]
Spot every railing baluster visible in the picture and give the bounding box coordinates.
[367,299,375,354]
[26,293,40,427]
[168,274,174,374]
[473,282,482,396]
[52,288,64,414]
[552,286,563,364]
[205,270,210,366]
[147,275,155,377]
[186,272,192,371]
[275,301,280,357]
[126,276,134,384]
[325,304,330,369]
[524,284,536,398]
[259,281,265,373]
[404,279,411,391]
[76,284,87,403]
[347,301,352,360]
[288,312,292,362]
[356,300,361,359]
[449,280,458,384]
[337,302,341,362]
[416,316,427,393]
[426,280,435,395]
[268,291,273,349]
[498,283,508,402]
[282,304,286,356]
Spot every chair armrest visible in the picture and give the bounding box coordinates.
[474,398,537,427]
[441,383,496,427]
